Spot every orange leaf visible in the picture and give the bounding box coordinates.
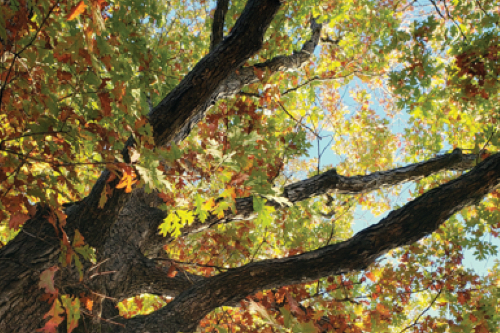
[366,271,376,282]
[134,116,148,130]
[37,299,64,333]
[66,1,87,21]
[376,303,390,317]
[116,168,137,193]
[82,297,93,311]
[167,264,178,277]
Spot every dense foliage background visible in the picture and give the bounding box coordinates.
[1,0,499,332]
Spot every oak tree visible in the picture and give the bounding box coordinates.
[1,0,500,332]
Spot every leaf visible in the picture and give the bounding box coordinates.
[376,303,390,317]
[8,213,30,231]
[285,292,304,315]
[202,197,216,211]
[248,301,279,326]
[229,173,249,186]
[366,271,376,282]
[167,264,178,277]
[61,295,80,333]
[37,299,65,333]
[116,168,137,193]
[72,230,85,248]
[159,212,181,237]
[293,321,318,333]
[98,92,112,117]
[177,209,195,226]
[82,297,93,311]
[39,266,59,295]
[66,1,87,21]
[279,307,293,328]
[98,185,108,208]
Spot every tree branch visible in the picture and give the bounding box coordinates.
[210,0,230,52]
[149,0,281,146]
[155,149,478,243]
[169,15,324,144]
[110,258,205,301]
[109,151,500,332]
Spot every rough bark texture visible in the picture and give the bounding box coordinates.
[149,0,281,146]
[169,12,323,144]
[210,0,230,52]
[1,0,499,332]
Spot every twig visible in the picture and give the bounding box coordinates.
[89,271,117,279]
[80,308,125,327]
[399,286,444,333]
[0,0,61,106]
[276,101,321,139]
[89,258,110,272]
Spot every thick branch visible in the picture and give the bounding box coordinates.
[150,0,281,146]
[111,258,204,301]
[169,16,323,144]
[210,0,229,51]
[110,151,500,333]
[66,170,130,248]
[149,150,478,245]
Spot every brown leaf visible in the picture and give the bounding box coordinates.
[8,213,30,231]
[98,92,112,116]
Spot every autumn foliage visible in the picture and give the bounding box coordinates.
[1,0,500,332]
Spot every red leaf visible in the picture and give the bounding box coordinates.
[254,67,265,80]
[57,70,72,81]
[8,213,30,231]
[78,48,92,65]
[66,1,87,21]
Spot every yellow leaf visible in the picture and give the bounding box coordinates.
[202,198,215,211]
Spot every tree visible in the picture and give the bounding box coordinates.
[1,0,499,332]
